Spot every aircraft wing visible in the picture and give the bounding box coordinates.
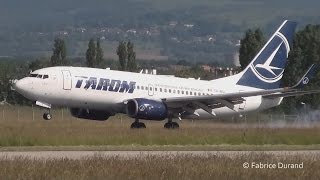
[161,64,319,116]
[162,88,292,116]
[163,88,290,103]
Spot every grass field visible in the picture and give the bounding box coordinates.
[0,153,319,180]
[0,106,320,148]
[1,106,320,179]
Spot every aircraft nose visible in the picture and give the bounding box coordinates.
[12,78,31,94]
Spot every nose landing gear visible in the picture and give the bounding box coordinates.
[35,101,52,120]
[43,111,52,120]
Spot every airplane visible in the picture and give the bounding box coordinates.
[12,20,320,129]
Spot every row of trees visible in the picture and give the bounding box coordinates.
[0,38,139,105]
[2,24,320,113]
[46,38,138,71]
[238,24,320,112]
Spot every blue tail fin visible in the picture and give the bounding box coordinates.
[236,20,297,89]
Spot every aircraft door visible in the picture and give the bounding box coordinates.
[148,84,154,96]
[61,70,72,90]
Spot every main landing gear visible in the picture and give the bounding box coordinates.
[43,110,52,120]
[130,118,146,129]
[130,117,179,129]
[164,116,179,129]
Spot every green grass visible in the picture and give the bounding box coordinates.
[0,153,319,179]
[0,106,320,147]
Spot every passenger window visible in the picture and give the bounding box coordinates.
[173,89,176,93]
[198,92,201,96]
[155,88,157,91]
[150,87,152,91]
[169,89,171,93]
[164,89,167,93]
[160,88,162,92]
[43,75,49,79]
[37,74,43,78]
[145,86,148,90]
[182,91,184,95]
[30,74,38,77]
[186,91,188,95]
[177,90,180,94]
[141,86,144,90]
[137,86,140,89]
[194,92,197,96]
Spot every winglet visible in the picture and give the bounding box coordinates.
[292,64,319,89]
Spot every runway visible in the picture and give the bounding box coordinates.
[0,150,320,160]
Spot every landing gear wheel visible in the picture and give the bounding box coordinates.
[172,122,179,128]
[139,122,146,128]
[164,122,179,129]
[130,120,146,129]
[164,115,179,129]
[164,122,170,129]
[43,112,52,120]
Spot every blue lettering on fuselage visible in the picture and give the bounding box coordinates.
[84,77,97,89]
[76,77,136,93]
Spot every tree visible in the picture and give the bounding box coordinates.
[280,25,320,112]
[239,28,265,70]
[86,39,96,68]
[117,41,127,71]
[50,38,67,66]
[127,41,137,72]
[96,38,104,67]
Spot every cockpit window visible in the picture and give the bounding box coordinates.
[30,73,49,79]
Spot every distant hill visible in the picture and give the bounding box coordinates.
[0,0,320,62]
[1,0,320,30]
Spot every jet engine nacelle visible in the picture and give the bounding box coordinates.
[126,98,168,120]
[70,108,110,121]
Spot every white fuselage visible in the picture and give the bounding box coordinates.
[14,66,283,120]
